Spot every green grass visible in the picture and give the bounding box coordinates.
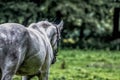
[14,49,120,80]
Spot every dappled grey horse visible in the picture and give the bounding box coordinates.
[0,20,63,80]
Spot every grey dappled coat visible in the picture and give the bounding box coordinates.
[0,21,63,80]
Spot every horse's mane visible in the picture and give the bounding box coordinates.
[28,22,49,41]
[37,21,53,28]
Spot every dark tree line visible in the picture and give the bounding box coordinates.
[0,0,120,50]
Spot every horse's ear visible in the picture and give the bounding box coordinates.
[57,20,64,31]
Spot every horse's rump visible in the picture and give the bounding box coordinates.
[0,23,29,74]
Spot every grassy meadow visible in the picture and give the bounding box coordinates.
[14,49,120,80]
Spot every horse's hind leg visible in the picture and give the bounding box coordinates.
[1,52,19,80]
[1,60,18,80]
[1,64,16,80]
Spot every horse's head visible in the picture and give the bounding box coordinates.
[36,20,63,64]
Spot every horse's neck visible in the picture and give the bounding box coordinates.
[28,26,50,43]
[38,28,50,41]
[33,28,52,42]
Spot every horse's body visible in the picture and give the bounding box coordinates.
[0,21,63,80]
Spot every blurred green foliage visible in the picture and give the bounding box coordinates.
[0,0,120,49]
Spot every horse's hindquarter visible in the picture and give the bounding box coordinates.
[0,23,29,73]
[17,28,49,75]
[0,23,43,76]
